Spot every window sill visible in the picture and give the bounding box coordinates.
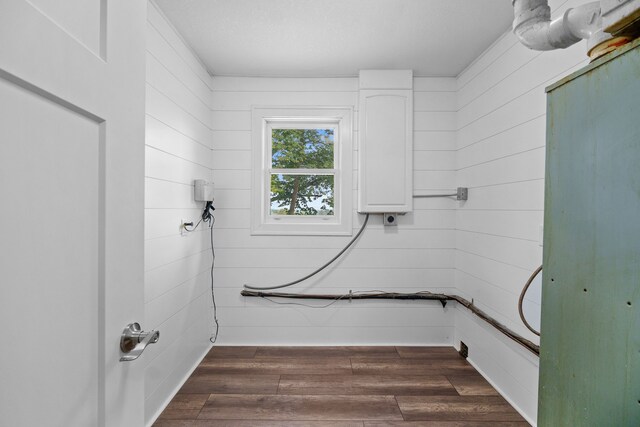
[250,221,354,236]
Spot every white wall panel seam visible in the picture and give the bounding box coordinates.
[146,24,212,102]
[456,37,518,89]
[456,229,539,243]
[457,63,580,132]
[147,81,214,131]
[147,6,213,90]
[456,0,572,89]
[456,249,536,272]
[146,112,213,151]
[145,176,197,188]
[145,247,211,273]
[145,288,210,338]
[146,50,211,111]
[458,48,541,111]
[457,146,545,171]
[145,269,210,304]
[146,144,214,170]
[456,267,531,301]
[143,315,211,396]
[144,228,209,243]
[461,208,543,212]
[467,177,544,190]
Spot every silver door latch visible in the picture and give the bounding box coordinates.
[120,322,160,362]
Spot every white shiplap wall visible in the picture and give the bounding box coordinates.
[143,2,214,424]
[146,1,596,422]
[211,76,459,345]
[454,0,588,423]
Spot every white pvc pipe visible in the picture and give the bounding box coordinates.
[512,0,602,51]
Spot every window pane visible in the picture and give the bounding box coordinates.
[270,174,334,216]
[271,129,334,169]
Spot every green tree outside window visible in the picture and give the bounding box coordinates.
[270,128,335,216]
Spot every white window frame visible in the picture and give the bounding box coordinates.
[251,107,353,236]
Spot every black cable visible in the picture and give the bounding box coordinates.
[259,289,390,309]
[204,208,219,344]
[202,201,214,222]
[261,295,347,309]
[184,201,214,232]
[243,213,370,291]
[183,218,202,233]
[182,202,219,343]
[195,201,219,344]
[242,289,540,355]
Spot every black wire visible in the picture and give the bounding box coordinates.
[259,289,406,309]
[202,201,214,222]
[206,212,219,344]
[183,218,202,233]
[183,202,218,342]
[261,294,347,309]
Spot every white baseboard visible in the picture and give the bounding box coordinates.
[467,357,536,427]
[146,343,213,427]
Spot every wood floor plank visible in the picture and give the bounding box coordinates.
[446,375,500,396]
[278,374,458,396]
[157,394,209,420]
[351,358,476,376]
[197,357,353,375]
[364,422,530,426]
[156,347,529,426]
[198,394,404,421]
[204,346,257,359]
[396,396,526,422]
[179,374,280,394]
[255,346,399,359]
[396,347,462,359]
[155,421,364,426]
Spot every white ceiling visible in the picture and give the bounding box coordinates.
[154,0,514,78]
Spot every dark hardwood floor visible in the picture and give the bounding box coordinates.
[153,346,530,426]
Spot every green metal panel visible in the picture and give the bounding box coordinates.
[540,39,640,426]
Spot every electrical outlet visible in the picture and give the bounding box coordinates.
[180,219,194,237]
[383,213,398,226]
[459,341,469,359]
[456,187,468,201]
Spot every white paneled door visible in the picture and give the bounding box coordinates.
[0,1,146,426]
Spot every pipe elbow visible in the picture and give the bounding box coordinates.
[512,0,555,50]
[514,20,558,51]
[512,0,601,51]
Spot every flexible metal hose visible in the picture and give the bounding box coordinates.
[243,213,370,291]
[518,265,542,336]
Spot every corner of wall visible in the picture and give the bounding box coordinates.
[452,1,589,422]
[144,1,215,424]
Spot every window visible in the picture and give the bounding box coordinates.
[252,107,353,235]
[270,127,335,216]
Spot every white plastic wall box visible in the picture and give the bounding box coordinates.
[194,179,214,202]
[357,70,413,213]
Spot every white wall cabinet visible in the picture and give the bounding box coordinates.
[358,70,413,213]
